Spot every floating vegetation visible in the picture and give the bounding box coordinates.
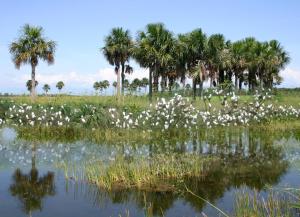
[63,154,219,192]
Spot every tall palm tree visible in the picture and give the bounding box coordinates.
[177,29,207,99]
[102,28,133,100]
[134,23,175,100]
[231,40,247,90]
[10,24,56,101]
[262,40,290,88]
[205,34,226,87]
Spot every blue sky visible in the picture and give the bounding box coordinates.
[0,0,299,94]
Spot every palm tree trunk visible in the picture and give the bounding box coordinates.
[149,68,153,102]
[235,73,238,91]
[153,61,159,93]
[199,81,203,99]
[121,63,125,95]
[192,79,196,100]
[116,67,121,101]
[31,63,36,101]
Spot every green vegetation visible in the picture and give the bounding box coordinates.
[67,154,218,192]
[234,189,298,217]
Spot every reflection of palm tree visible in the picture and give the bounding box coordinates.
[9,145,55,217]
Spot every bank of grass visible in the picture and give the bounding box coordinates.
[15,119,300,144]
[62,154,219,192]
[1,89,300,111]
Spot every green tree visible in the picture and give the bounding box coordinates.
[177,29,207,99]
[141,77,149,94]
[102,80,110,95]
[56,81,64,93]
[10,24,56,101]
[26,80,38,93]
[134,23,175,100]
[42,84,50,95]
[102,28,133,100]
[112,81,117,94]
[93,81,100,94]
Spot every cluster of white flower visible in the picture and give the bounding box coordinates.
[1,90,299,130]
[108,92,300,130]
[108,94,198,130]
[6,104,71,127]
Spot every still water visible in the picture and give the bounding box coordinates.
[0,127,300,217]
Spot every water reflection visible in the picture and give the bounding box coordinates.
[9,144,55,217]
[0,127,299,216]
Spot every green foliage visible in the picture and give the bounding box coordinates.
[26,80,38,92]
[56,81,64,91]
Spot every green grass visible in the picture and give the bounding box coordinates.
[1,89,300,111]
[234,189,295,217]
[61,154,219,192]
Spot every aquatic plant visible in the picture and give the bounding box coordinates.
[65,154,219,192]
[234,189,295,217]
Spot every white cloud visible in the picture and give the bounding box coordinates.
[280,68,300,88]
[9,67,149,94]
[2,67,299,94]
[17,67,149,85]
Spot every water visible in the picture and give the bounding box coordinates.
[0,127,300,217]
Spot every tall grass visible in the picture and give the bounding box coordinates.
[63,154,219,192]
[235,190,294,217]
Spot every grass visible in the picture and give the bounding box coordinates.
[62,154,219,192]
[1,89,300,111]
[234,189,297,217]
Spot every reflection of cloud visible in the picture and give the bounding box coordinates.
[280,68,300,88]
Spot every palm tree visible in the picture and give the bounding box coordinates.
[93,81,100,94]
[102,28,133,100]
[102,80,110,95]
[134,23,175,100]
[112,81,117,94]
[10,24,56,101]
[261,40,290,88]
[231,40,247,90]
[141,77,149,94]
[177,29,207,99]
[26,80,38,93]
[56,81,64,93]
[42,84,50,95]
[205,34,227,87]
[123,79,130,93]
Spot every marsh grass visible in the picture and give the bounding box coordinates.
[2,90,300,110]
[15,119,300,144]
[62,154,219,192]
[235,190,294,217]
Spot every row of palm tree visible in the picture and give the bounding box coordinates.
[26,80,64,95]
[8,24,289,102]
[103,24,290,100]
[93,80,110,94]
